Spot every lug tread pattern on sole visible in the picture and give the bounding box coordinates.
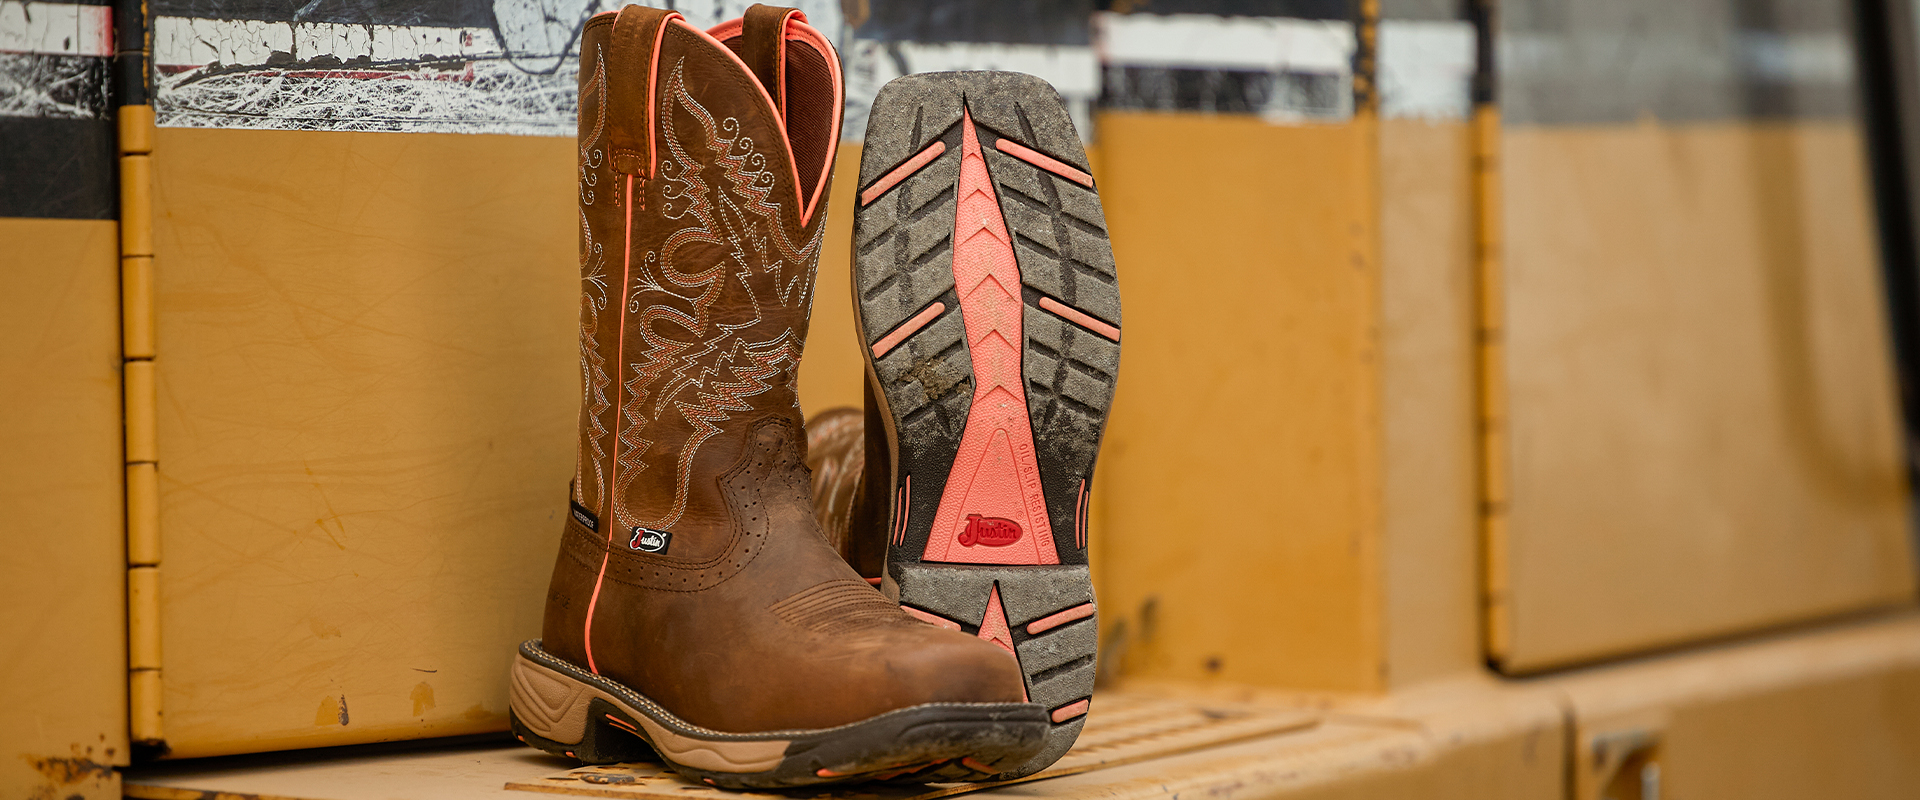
[857,71,1114,781]
[892,564,1096,779]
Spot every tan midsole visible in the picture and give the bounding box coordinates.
[509,653,789,773]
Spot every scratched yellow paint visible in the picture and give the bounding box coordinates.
[0,218,130,798]
[1090,110,1389,692]
[150,128,576,757]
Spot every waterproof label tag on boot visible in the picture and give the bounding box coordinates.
[629,527,672,554]
[571,501,599,532]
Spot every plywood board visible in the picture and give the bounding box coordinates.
[0,218,130,799]
[119,667,1571,800]
[126,739,561,800]
[503,691,1317,799]
[1495,120,1916,671]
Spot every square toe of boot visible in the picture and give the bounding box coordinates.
[877,626,1031,706]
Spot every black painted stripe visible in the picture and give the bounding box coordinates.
[856,0,1095,46]
[0,117,117,220]
[1099,0,1352,20]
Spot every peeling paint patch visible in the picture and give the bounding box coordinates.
[411,682,436,716]
[23,755,113,785]
[314,695,349,726]
[0,2,114,57]
[22,754,116,800]
[308,618,342,639]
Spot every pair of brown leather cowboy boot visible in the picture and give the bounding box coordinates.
[507,4,1120,788]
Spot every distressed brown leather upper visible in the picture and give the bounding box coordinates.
[545,4,1027,734]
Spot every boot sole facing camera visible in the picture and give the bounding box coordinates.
[509,641,1046,787]
[854,72,1121,779]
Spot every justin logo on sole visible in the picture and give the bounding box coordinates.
[959,514,1022,547]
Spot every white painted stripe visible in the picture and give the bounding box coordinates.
[153,17,503,68]
[1502,30,1855,87]
[1378,19,1475,121]
[1094,12,1353,75]
[152,3,847,70]
[0,1,112,57]
[1738,31,1853,84]
[842,40,1099,141]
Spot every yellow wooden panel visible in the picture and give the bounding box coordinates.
[1497,120,1916,671]
[797,144,866,418]
[1092,111,1384,691]
[150,128,578,757]
[1379,117,1481,687]
[0,218,130,798]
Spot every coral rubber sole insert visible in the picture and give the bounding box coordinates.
[854,71,1121,780]
[921,108,1058,568]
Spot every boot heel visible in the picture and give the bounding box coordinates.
[508,648,658,764]
[510,699,659,765]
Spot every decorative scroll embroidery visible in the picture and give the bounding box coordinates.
[611,58,826,532]
[576,44,613,514]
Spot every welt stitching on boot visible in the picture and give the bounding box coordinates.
[512,4,1049,789]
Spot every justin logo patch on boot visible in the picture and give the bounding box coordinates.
[629,527,672,553]
[958,514,1022,547]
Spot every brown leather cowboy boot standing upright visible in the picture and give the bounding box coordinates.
[508,6,1047,788]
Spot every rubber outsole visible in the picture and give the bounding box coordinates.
[508,640,1048,788]
[854,71,1119,780]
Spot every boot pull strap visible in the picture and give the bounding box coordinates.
[608,4,683,176]
[741,4,804,120]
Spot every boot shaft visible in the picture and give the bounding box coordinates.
[572,5,842,559]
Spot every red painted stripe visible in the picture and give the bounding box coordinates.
[900,605,961,631]
[1025,602,1096,634]
[865,576,884,585]
[870,301,945,358]
[1039,296,1120,342]
[1050,698,1090,723]
[860,141,947,206]
[994,138,1094,187]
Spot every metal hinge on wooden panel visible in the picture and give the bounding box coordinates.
[1574,711,1669,800]
[1467,0,1514,668]
[119,103,164,748]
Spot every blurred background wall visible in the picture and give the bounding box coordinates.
[6,0,1920,797]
